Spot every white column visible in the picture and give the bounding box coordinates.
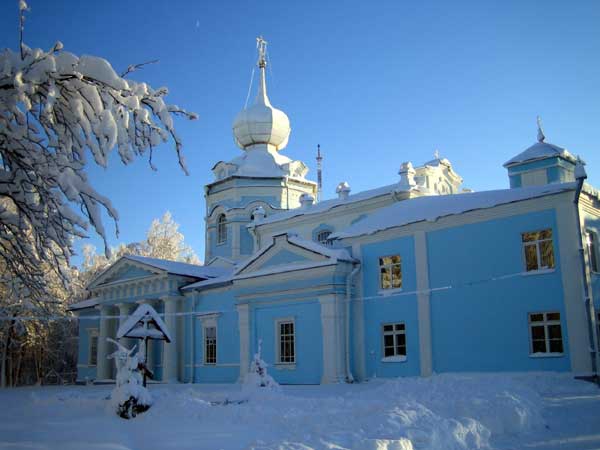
[162,297,179,382]
[237,303,250,382]
[117,303,133,350]
[414,231,433,376]
[319,295,343,384]
[96,305,112,380]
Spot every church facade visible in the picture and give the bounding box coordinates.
[72,39,600,384]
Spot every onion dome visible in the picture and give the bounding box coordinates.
[233,38,291,151]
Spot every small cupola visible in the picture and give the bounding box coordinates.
[335,181,351,200]
[504,117,577,188]
[299,193,315,208]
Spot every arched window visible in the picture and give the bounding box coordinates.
[217,214,227,244]
[316,230,332,247]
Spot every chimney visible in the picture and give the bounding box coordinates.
[299,193,315,208]
[336,181,351,200]
[398,162,417,190]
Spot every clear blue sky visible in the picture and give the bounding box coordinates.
[2,0,599,266]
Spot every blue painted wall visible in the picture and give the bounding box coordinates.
[191,289,240,383]
[360,235,421,378]
[427,209,571,372]
[76,310,99,382]
[251,300,323,384]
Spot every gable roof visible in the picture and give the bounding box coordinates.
[234,233,356,275]
[123,255,229,279]
[331,182,577,240]
[503,142,576,167]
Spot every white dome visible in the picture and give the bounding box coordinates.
[232,69,291,151]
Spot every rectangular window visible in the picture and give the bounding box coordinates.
[379,255,402,290]
[522,229,555,272]
[586,231,598,273]
[88,330,98,366]
[204,326,217,364]
[529,312,563,355]
[382,323,406,358]
[277,320,295,364]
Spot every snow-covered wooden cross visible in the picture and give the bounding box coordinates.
[116,304,172,386]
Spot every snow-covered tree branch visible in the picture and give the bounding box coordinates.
[0,1,197,299]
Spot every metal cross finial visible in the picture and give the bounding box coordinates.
[434,149,440,160]
[256,36,268,68]
[536,116,546,143]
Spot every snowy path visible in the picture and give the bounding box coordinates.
[0,374,598,450]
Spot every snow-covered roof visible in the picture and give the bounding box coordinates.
[331,183,577,240]
[123,255,229,279]
[503,142,576,167]
[116,303,172,342]
[181,273,235,291]
[234,259,341,281]
[256,183,397,226]
[68,297,100,311]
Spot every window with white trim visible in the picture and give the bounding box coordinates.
[522,229,555,272]
[586,231,598,273]
[204,326,217,365]
[217,214,227,244]
[88,329,98,366]
[277,320,295,364]
[379,255,402,290]
[382,323,406,358]
[316,230,332,247]
[529,312,563,354]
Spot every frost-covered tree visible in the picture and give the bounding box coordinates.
[142,211,199,263]
[0,1,197,299]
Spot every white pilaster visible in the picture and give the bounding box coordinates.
[319,295,344,383]
[556,202,593,374]
[414,231,433,376]
[162,297,179,382]
[351,243,366,381]
[237,303,250,382]
[96,304,112,380]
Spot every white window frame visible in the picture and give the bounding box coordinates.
[88,328,98,366]
[586,230,598,273]
[379,255,402,291]
[216,214,227,245]
[528,311,564,356]
[203,325,217,365]
[521,229,555,272]
[275,318,296,365]
[381,322,407,362]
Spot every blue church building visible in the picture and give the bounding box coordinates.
[72,39,600,384]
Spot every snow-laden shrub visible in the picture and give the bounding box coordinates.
[107,339,152,419]
[243,339,279,393]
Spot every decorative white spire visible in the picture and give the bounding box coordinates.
[433,149,440,160]
[255,36,270,107]
[537,116,546,143]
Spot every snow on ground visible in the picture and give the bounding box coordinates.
[0,373,598,450]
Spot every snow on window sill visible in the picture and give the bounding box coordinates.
[381,355,407,363]
[216,241,227,247]
[529,352,564,358]
[521,268,556,277]
[378,288,403,297]
[274,363,296,370]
